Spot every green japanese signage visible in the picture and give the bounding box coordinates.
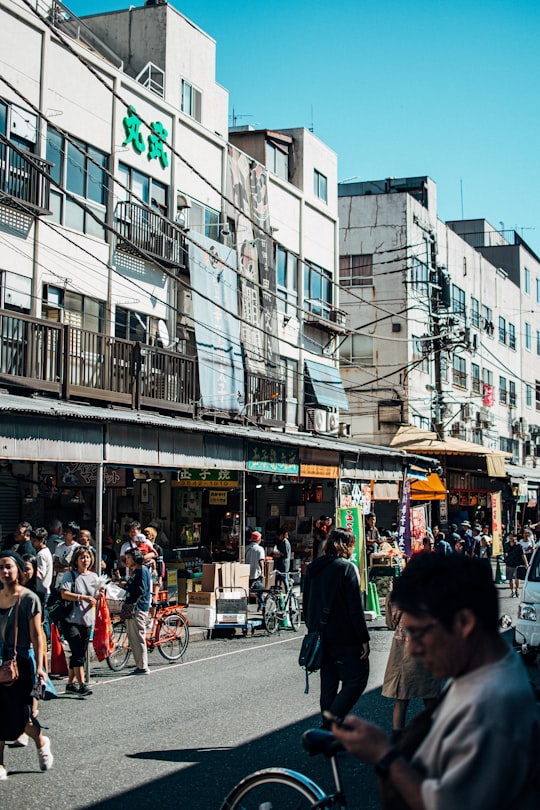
[247,442,299,474]
[122,106,169,169]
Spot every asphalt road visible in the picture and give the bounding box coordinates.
[1,582,536,810]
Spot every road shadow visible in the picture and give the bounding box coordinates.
[81,685,407,810]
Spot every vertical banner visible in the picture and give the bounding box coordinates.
[337,506,367,592]
[491,491,503,556]
[189,232,244,411]
[250,163,278,374]
[398,478,412,557]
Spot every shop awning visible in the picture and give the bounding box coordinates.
[391,425,510,466]
[305,359,349,410]
[410,472,447,501]
[486,455,507,478]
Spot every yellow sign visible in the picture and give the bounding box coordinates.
[172,479,237,488]
[209,491,228,505]
[300,464,339,479]
[491,491,503,556]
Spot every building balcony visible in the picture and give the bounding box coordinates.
[0,136,52,216]
[0,310,287,428]
[304,301,349,333]
[115,202,186,268]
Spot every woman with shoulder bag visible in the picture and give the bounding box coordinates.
[122,548,151,674]
[0,551,53,780]
[60,546,101,696]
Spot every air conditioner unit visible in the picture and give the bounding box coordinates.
[327,411,340,434]
[305,407,327,433]
[479,407,494,428]
[461,403,473,421]
[451,421,466,437]
[519,417,529,437]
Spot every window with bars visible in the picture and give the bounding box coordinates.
[42,285,104,333]
[451,284,466,317]
[508,322,516,350]
[339,334,374,365]
[499,376,507,404]
[452,355,467,388]
[470,297,480,328]
[276,246,298,315]
[304,260,333,319]
[526,322,532,351]
[526,384,533,408]
[509,380,516,407]
[339,254,373,287]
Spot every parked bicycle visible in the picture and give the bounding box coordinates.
[106,601,189,670]
[262,571,301,634]
[220,728,346,808]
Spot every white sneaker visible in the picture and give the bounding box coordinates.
[0,765,7,780]
[37,736,53,772]
[13,732,29,747]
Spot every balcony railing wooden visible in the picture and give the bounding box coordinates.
[115,202,186,267]
[0,135,52,216]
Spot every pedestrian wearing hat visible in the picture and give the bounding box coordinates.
[246,531,265,608]
[459,521,474,555]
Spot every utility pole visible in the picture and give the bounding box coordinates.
[429,234,445,439]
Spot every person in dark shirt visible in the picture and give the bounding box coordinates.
[303,528,370,726]
[2,521,34,556]
[503,534,528,597]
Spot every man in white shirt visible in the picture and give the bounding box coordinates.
[53,521,80,588]
[245,530,265,608]
[31,527,54,594]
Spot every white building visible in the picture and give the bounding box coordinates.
[0,1,418,545]
[338,176,540,525]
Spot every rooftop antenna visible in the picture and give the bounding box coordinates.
[229,106,253,128]
[309,105,314,133]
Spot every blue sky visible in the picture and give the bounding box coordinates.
[68,0,540,253]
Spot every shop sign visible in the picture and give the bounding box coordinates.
[209,491,228,505]
[247,442,299,474]
[300,463,339,479]
[483,384,494,407]
[122,106,169,168]
[491,491,503,556]
[172,469,238,488]
[59,463,128,488]
[337,506,366,591]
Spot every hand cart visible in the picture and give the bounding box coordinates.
[214,586,262,636]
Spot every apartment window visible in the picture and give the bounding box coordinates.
[471,363,481,394]
[482,367,493,387]
[525,322,532,351]
[313,169,327,202]
[452,355,467,388]
[498,316,506,344]
[115,307,148,342]
[537,331,540,356]
[276,246,298,315]
[526,384,533,407]
[481,304,493,335]
[117,163,167,212]
[180,79,202,122]
[409,258,429,296]
[536,278,540,305]
[183,199,219,240]
[525,267,531,295]
[499,376,507,404]
[42,285,104,333]
[46,127,107,238]
[304,261,332,319]
[508,322,516,350]
[451,284,466,317]
[536,381,540,411]
[266,141,288,181]
[339,254,373,287]
[280,356,298,424]
[470,296,480,328]
[509,380,517,408]
[340,334,374,366]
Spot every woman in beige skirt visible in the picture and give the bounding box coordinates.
[382,598,442,734]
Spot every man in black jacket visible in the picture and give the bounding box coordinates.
[303,528,370,726]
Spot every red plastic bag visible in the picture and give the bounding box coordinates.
[93,593,115,662]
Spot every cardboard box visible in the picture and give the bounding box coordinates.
[202,563,222,592]
[202,563,251,592]
[263,559,274,589]
[189,590,216,606]
[185,605,216,628]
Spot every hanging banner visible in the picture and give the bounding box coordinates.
[397,477,412,557]
[491,491,503,556]
[226,145,278,376]
[337,506,367,592]
[189,232,244,411]
[411,505,427,553]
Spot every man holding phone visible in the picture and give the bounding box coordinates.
[332,553,540,809]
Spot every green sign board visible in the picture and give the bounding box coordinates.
[337,506,367,591]
[247,442,299,474]
[123,106,169,169]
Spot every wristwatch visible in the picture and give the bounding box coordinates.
[374,747,401,777]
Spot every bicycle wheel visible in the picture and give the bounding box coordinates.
[263,593,279,634]
[288,591,301,631]
[156,611,189,661]
[106,621,131,671]
[220,767,327,809]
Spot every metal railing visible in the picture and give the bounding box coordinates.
[245,372,286,425]
[115,202,186,267]
[0,136,52,215]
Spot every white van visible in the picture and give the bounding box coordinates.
[515,545,540,658]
